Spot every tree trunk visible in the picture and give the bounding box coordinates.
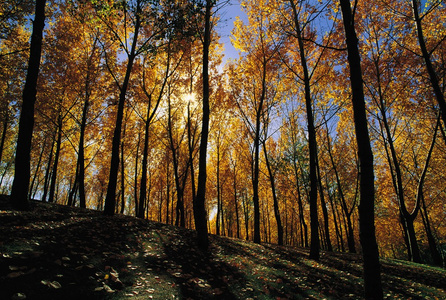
[421,195,443,266]
[251,57,269,244]
[42,134,55,202]
[339,0,383,298]
[77,79,90,208]
[233,162,240,239]
[134,130,140,217]
[10,0,46,210]
[316,156,332,251]
[324,121,356,253]
[167,93,186,228]
[193,0,212,250]
[0,112,8,166]
[104,2,142,216]
[48,115,62,204]
[29,138,46,200]
[289,0,319,259]
[166,157,170,224]
[120,129,125,214]
[411,0,446,130]
[262,140,283,245]
[216,139,221,236]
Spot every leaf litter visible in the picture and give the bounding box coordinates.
[1,197,445,299]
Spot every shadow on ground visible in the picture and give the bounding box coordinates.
[1,197,445,299]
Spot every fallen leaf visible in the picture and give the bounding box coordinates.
[7,271,25,278]
[11,293,26,300]
[103,283,115,293]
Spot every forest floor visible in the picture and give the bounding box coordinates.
[0,195,445,300]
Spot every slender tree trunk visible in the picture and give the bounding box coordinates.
[375,60,422,263]
[29,138,46,200]
[411,0,446,129]
[194,0,212,250]
[0,113,8,166]
[242,190,250,241]
[262,141,283,245]
[216,139,221,235]
[289,0,319,258]
[316,156,332,251]
[412,115,441,264]
[120,129,125,214]
[138,117,150,219]
[339,0,383,298]
[166,157,170,224]
[326,176,342,252]
[134,130,140,217]
[48,115,62,203]
[167,93,186,228]
[324,122,356,253]
[42,134,55,202]
[10,0,46,210]
[104,3,141,216]
[187,101,197,219]
[77,88,89,209]
[233,165,240,239]
[421,195,443,266]
[251,57,268,244]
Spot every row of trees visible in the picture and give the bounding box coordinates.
[1,0,445,298]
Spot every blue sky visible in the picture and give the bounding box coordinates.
[217,0,248,62]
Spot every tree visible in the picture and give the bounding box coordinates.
[194,0,213,250]
[230,0,284,244]
[283,0,327,259]
[136,40,175,219]
[410,0,446,130]
[10,0,46,210]
[338,0,383,298]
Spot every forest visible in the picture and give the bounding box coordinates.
[1,0,445,298]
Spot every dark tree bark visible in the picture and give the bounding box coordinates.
[187,101,198,220]
[41,133,55,202]
[232,159,241,239]
[138,47,170,219]
[376,73,422,263]
[29,138,46,200]
[411,0,446,129]
[414,116,441,265]
[134,130,141,217]
[10,0,46,210]
[262,140,283,245]
[0,112,8,167]
[48,115,62,204]
[120,123,126,214]
[194,0,212,250]
[104,1,142,216]
[216,135,222,236]
[289,0,319,259]
[167,92,186,228]
[339,0,383,298]
[324,122,356,253]
[316,155,332,252]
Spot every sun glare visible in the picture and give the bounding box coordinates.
[184,92,196,103]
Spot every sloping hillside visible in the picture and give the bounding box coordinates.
[1,197,445,299]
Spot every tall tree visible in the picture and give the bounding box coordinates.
[285,0,325,259]
[102,0,144,215]
[194,0,212,250]
[10,0,46,210]
[339,0,383,298]
[230,0,283,244]
[410,0,446,129]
